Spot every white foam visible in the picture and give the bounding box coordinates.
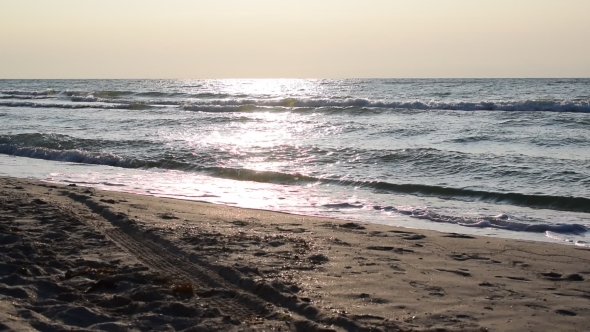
[181,98,590,113]
[0,101,134,109]
[1,89,56,96]
[545,231,573,243]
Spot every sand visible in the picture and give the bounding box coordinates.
[0,176,589,332]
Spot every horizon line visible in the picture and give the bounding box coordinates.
[1,77,590,80]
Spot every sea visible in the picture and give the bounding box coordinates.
[1,79,589,246]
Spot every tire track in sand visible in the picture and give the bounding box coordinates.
[63,190,381,332]
[65,191,271,320]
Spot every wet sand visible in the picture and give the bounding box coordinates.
[1,176,589,331]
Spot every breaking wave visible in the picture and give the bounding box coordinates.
[0,101,152,110]
[203,162,590,214]
[1,89,56,96]
[1,141,588,214]
[3,88,589,113]
[0,145,136,168]
[182,98,590,113]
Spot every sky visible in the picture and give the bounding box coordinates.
[1,0,589,78]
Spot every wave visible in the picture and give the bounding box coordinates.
[1,89,57,96]
[201,166,318,183]
[446,135,494,144]
[0,145,136,168]
[0,101,152,110]
[0,144,191,170]
[69,96,182,107]
[6,89,589,113]
[65,90,235,100]
[91,90,134,98]
[134,91,182,97]
[179,98,590,113]
[135,92,235,98]
[0,140,200,171]
[0,133,155,152]
[69,96,100,102]
[0,133,590,213]
[181,104,381,114]
[364,182,590,213]
[193,168,590,213]
[1,133,78,150]
[182,104,280,113]
[2,139,589,213]
[408,211,587,235]
[62,90,87,97]
[164,165,590,213]
[68,90,234,99]
[0,95,54,100]
[3,89,187,100]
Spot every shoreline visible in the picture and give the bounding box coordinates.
[2,153,588,247]
[1,176,589,331]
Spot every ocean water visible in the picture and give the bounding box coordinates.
[1,79,589,246]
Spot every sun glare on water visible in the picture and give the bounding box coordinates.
[159,79,326,174]
[197,78,322,98]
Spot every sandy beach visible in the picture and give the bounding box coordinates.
[1,176,589,332]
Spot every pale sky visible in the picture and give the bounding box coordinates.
[1,0,589,78]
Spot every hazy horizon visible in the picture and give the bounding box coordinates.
[2,0,589,79]
[2,77,590,80]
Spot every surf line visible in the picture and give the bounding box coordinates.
[407,210,588,235]
[457,220,588,234]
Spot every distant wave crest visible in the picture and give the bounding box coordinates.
[1,89,56,96]
[0,101,152,110]
[3,87,590,113]
[182,98,590,113]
